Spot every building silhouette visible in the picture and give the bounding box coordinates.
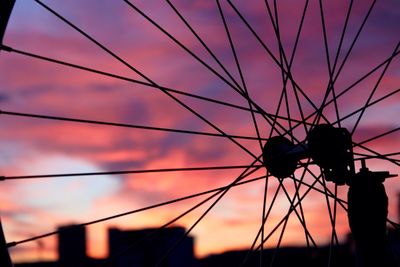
[14,225,195,267]
[57,225,87,267]
[108,227,195,267]
[12,203,400,267]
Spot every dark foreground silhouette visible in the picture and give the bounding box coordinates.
[12,224,400,267]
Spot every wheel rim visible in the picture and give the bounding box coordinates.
[0,1,399,266]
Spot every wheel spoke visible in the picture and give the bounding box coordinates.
[133,158,263,266]
[271,0,295,141]
[273,48,400,137]
[1,45,294,119]
[354,142,400,168]
[7,159,263,248]
[264,0,310,138]
[316,0,342,129]
[121,0,287,134]
[260,174,269,266]
[354,151,400,163]
[320,174,339,266]
[255,175,321,251]
[165,0,244,95]
[228,0,331,126]
[269,177,317,266]
[260,3,318,257]
[331,1,353,75]
[1,164,262,181]
[333,88,400,127]
[265,3,314,260]
[359,127,400,147]
[216,0,264,152]
[351,42,400,135]
[241,179,283,267]
[34,0,262,162]
[311,0,377,127]
[122,0,244,94]
[0,110,265,141]
[331,0,377,86]
[242,164,318,266]
[291,163,312,248]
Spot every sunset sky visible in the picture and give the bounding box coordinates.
[1,0,400,263]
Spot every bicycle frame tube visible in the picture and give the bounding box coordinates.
[0,0,15,46]
[0,0,15,266]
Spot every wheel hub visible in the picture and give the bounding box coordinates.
[263,124,355,185]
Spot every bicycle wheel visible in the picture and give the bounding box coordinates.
[0,0,399,266]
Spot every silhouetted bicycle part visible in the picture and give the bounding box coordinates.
[0,1,15,266]
[1,1,400,267]
[263,124,355,184]
[263,124,397,266]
